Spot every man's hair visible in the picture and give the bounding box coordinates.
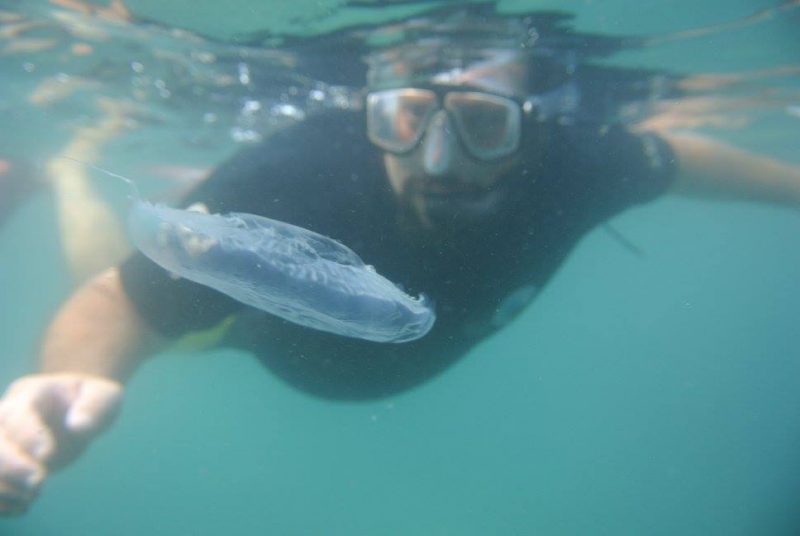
[261,3,681,123]
[361,4,623,95]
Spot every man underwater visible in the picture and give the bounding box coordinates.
[0,7,799,515]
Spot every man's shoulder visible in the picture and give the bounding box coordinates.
[215,110,369,171]
[187,109,384,213]
[193,110,392,254]
[258,110,384,196]
[537,121,677,211]
[266,110,371,159]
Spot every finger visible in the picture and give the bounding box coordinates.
[0,378,65,463]
[0,433,45,494]
[65,378,123,434]
[0,477,38,517]
[0,405,56,463]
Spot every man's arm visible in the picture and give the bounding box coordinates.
[40,267,161,381]
[660,131,800,208]
[0,267,164,515]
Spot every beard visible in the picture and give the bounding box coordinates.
[395,177,518,245]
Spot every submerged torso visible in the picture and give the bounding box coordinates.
[120,110,675,400]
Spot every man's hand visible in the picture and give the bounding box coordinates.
[0,374,122,515]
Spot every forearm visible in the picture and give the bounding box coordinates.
[39,267,163,383]
[0,267,147,506]
[662,131,800,208]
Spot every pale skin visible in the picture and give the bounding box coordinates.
[0,108,798,515]
[47,98,135,283]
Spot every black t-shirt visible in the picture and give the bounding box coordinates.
[120,110,675,400]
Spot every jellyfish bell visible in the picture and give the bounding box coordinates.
[128,204,436,343]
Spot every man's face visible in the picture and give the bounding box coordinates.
[378,97,521,231]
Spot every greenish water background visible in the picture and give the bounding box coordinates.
[1,1,799,534]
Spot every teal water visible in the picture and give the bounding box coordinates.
[1,1,800,534]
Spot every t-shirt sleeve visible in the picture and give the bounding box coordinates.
[603,124,678,206]
[549,122,678,222]
[119,248,242,337]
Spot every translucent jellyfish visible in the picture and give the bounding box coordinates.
[67,158,436,343]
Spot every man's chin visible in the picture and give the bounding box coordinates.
[420,187,508,226]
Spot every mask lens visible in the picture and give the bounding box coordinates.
[367,89,437,153]
[446,92,521,160]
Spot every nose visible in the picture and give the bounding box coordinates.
[422,110,458,177]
